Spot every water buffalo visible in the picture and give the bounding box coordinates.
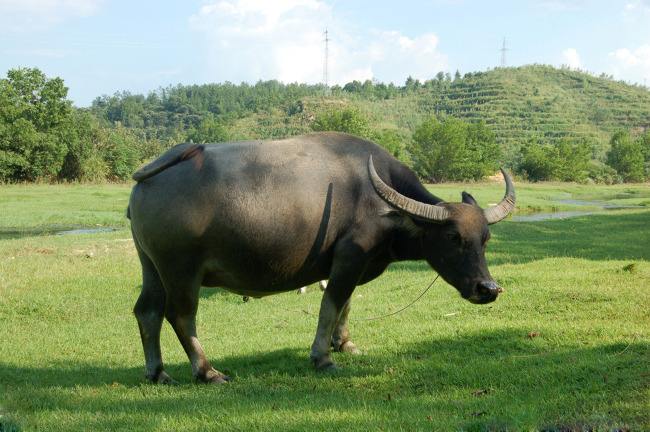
[128,132,515,384]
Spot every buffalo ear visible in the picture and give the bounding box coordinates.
[461,191,478,206]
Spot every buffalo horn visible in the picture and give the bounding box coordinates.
[368,156,450,222]
[483,168,516,224]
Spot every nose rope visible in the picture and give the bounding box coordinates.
[351,273,440,322]
[283,274,440,322]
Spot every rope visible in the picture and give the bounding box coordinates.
[352,274,439,321]
[294,274,440,322]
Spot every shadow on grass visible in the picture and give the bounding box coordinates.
[0,329,646,430]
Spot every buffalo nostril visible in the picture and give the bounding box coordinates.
[477,281,502,296]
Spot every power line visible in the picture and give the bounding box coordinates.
[500,37,508,67]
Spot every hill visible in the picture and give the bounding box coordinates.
[90,65,650,165]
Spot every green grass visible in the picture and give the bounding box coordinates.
[0,183,649,431]
[428,181,650,213]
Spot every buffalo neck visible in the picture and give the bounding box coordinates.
[389,225,425,261]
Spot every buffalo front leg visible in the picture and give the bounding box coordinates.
[310,245,364,370]
[133,247,174,384]
[310,292,343,370]
[331,300,361,355]
[161,265,230,384]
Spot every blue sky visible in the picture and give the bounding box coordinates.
[1,0,649,106]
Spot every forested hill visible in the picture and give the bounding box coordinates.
[90,64,650,161]
[2,65,649,183]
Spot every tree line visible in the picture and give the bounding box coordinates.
[1,67,649,183]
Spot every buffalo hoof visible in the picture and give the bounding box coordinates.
[147,370,177,385]
[311,355,338,372]
[338,340,362,355]
[196,368,231,384]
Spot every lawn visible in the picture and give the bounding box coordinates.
[0,182,648,431]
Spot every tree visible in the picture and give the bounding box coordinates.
[555,138,592,182]
[518,142,557,181]
[311,106,370,138]
[370,129,404,159]
[410,117,501,181]
[517,137,591,182]
[98,125,142,180]
[638,130,650,177]
[58,110,102,181]
[606,131,645,182]
[186,113,228,144]
[0,68,72,181]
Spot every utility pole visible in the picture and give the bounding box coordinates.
[500,37,508,68]
[323,29,330,94]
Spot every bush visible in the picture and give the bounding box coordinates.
[638,130,650,178]
[186,113,228,144]
[517,138,591,182]
[311,106,371,138]
[370,129,404,159]
[410,117,500,181]
[311,107,410,163]
[518,142,556,181]
[100,126,142,180]
[606,131,645,182]
[587,160,619,184]
[80,153,109,183]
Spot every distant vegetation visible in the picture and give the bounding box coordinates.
[1,65,649,183]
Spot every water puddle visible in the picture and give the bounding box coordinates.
[513,196,645,222]
[512,211,596,222]
[0,226,118,240]
[556,199,642,209]
[56,228,116,236]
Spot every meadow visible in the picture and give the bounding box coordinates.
[0,182,648,431]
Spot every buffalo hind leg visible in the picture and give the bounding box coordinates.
[162,267,230,384]
[331,300,361,355]
[133,249,174,384]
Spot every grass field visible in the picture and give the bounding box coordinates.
[0,182,648,431]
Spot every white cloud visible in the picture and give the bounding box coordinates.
[609,44,650,84]
[537,0,584,12]
[0,0,103,31]
[562,48,582,69]
[624,0,650,13]
[189,0,448,85]
[622,0,650,22]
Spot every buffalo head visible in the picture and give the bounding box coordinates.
[369,157,515,304]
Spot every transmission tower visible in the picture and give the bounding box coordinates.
[323,29,330,89]
[500,37,508,67]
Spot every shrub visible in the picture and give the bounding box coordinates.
[95,125,142,181]
[606,131,645,182]
[370,129,404,159]
[517,138,591,182]
[587,160,619,184]
[186,113,228,144]
[311,106,371,138]
[410,117,500,181]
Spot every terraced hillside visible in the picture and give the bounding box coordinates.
[415,65,650,159]
[92,65,650,164]
[298,65,650,161]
